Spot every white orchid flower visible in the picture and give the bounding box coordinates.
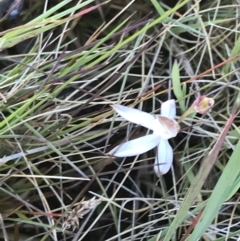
[109,100,180,176]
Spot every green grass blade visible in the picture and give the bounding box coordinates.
[172,60,186,112]
[223,36,240,74]
[225,176,240,201]
[151,0,165,16]
[87,0,191,67]
[188,139,240,240]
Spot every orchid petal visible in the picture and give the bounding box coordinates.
[154,139,173,176]
[160,99,176,119]
[112,104,156,131]
[109,134,160,157]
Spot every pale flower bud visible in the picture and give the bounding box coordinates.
[192,96,215,114]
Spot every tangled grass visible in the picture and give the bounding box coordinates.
[0,0,240,240]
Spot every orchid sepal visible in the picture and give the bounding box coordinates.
[154,138,173,176]
[111,104,156,131]
[109,134,161,157]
